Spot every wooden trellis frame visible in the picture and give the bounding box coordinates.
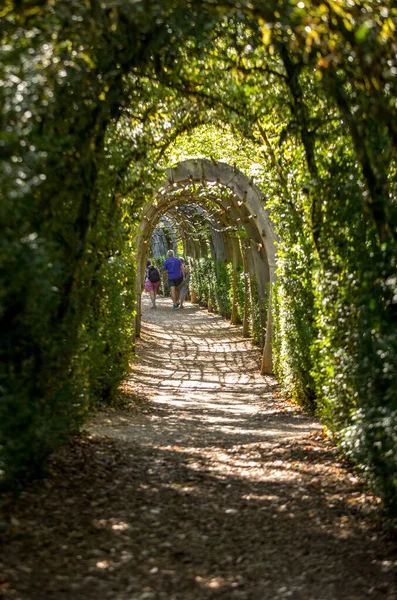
[135,158,278,374]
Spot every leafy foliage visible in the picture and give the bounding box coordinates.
[250,275,267,348]
[214,261,233,320]
[190,257,212,307]
[1,0,397,515]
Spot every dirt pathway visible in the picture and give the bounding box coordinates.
[1,296,396,600]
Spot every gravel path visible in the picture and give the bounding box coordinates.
[1,296,396,600]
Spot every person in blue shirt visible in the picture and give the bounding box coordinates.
[163,249,185,310]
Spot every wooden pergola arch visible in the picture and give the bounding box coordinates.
[135,158,278,374]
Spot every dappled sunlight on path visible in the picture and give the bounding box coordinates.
[1,296,396,600]
[94,296,321,451]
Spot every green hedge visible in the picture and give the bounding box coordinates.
[214,260,233,319]
[271,138,397,514]
[309,164,397,513]
[0,161,137,486]
[190,257,211,305]
[189,257,245,323]
[250,274,267,348]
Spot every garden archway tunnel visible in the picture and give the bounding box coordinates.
[135,158,279,374]
[2,0,397,522]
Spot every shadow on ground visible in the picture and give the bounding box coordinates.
[0,296,396,600]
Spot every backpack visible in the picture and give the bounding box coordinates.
[148,265,160,283]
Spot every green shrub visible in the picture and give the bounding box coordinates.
[214,260,232,318]
[190,257,211,305]
[250,275,268,348]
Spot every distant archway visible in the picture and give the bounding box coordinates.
[136,158,278,374]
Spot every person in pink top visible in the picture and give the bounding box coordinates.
[144,259,161,309]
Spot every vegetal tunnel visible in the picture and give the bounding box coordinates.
[135,158,278,375]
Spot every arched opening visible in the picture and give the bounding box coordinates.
[135,159,278,374]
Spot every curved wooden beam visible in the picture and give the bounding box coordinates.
[135,158,279,374]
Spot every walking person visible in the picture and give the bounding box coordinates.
[144,259,161,309]
[178,258,190,309]
[163,249,185,310]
